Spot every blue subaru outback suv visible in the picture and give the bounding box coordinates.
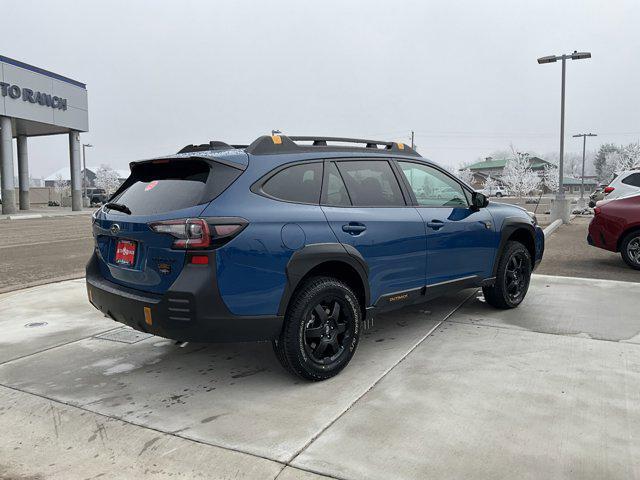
[87,135,544,380]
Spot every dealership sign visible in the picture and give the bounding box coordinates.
[0,82,67,111]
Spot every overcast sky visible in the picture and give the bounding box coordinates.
[3,0,640,177]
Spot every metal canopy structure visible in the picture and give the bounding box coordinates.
[0,55,89,214]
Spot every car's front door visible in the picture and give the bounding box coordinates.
[396,161,498,286]
[321,159,427,306]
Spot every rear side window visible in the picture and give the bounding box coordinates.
[112,159,241,215]
[622,173,640,187]
[336,160,405,206]
[261,162,323,204]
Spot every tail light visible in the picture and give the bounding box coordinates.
[594,207,601,215]
[149,218,247,249]
[604,186,615,194]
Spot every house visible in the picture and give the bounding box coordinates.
[466,156,552,178]
[461,156,597,194]
[44,166,130,188]
[562,176,599,194]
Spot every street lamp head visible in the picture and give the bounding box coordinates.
[537,55,557,64]
[83,143,93,148]
[570,51,591,60]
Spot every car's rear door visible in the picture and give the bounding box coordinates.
[396,160,498,286]
[321,159,427,306]
[93,157,242,294]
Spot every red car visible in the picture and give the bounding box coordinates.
[588,194,640,270]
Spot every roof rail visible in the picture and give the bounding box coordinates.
[245,135,420,156]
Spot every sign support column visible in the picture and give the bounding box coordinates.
[0,116,17,214]
[69,131,82,211]
[17,135,29,210]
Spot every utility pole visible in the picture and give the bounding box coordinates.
[410,131,415,150]
[572,133,597,208]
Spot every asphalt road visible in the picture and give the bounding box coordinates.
[0,216,94,293]
[537,216,640,283]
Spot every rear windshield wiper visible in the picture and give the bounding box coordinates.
[104,202,131,215]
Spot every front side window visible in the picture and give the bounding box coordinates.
[398,161,468,207]
[336,160,405,206]
[261,162,323,204]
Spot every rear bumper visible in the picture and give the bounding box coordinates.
[587,217,617,252]
[86,253,283,343]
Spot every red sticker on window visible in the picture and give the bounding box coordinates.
[145,180,159,191]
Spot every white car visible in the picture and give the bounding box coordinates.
[477,185,508,197]
[601,170,640,202]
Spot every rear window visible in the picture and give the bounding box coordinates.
[112,159,241,215]
[622,173,640,188]
[261,162,323,204]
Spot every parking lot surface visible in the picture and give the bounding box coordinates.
[0,216,94,293]
[538,216,639,283]
[1,274,639,479]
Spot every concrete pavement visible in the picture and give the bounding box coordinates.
[1,275,639,479]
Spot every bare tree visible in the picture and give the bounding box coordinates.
[94,164,121,194]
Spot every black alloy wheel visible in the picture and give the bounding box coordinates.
[483,241,532,309]
[504,250,529,303]
[303,297,352,365]
[273,277,361,381]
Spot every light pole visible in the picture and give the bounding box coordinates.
[572,133,597,208]
[537,50,591,222]
[82,143,93,207]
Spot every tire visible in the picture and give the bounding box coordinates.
[496,192,503,198]
[273,276,361,381]
[620,231,640,270]
[483,241,532,309]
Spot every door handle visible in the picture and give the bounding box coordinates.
[342,223,367,235]
[426,220,445,230]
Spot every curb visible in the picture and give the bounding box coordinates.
[1,211,94,221]
[7,214,43,220]
[543,219,563,238]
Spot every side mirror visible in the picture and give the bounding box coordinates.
[472,191,489,209]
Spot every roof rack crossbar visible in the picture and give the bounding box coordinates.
[245,135,420,157]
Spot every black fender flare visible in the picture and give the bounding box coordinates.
[492,217,537,277]
[277,243,370,316]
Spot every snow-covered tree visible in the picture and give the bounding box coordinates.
[502,148,540,197]
[599,142,640,181]
[94,164,121,194]
[54,174,69,196]
[456,168,474,185]
[543,163,559,193]
[483,175,498,192]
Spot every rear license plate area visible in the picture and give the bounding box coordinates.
[115,239,137,267]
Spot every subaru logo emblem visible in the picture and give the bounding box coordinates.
[110,224,121,235]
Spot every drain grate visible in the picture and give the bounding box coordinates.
[95,327,153,344]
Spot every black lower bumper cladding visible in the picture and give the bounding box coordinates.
[86,253,283,343]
